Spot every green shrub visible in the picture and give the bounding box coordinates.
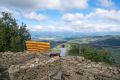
[68,43,80,56]
[68,43,115,64]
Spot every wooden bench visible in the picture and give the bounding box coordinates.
[25,41,51,53]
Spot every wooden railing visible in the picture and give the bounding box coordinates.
[25,41,51,53]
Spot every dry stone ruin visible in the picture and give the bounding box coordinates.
[0,52,120,80]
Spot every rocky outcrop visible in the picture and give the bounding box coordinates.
[8,57,60,80]
[0,68,9,80]
[61,56,120,80]
[0,52,120,80]
[0,52,36,68]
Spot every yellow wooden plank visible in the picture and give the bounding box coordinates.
[25,41,51,53]
[26,41,49,44]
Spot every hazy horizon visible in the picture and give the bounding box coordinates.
[30,31,120,39]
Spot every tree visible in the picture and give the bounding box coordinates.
[0,12,31,52]
[68,43,114,64]
[68,43,80,56]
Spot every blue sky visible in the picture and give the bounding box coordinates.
[0,0,120,33]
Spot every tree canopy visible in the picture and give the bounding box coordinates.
[68,43,115,64]
[0,12,31,52]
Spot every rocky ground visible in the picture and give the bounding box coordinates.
[0,52,120,80]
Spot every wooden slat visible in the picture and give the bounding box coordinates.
[25,41,51,53]
[26,45,50,48]
[26,41,50,45]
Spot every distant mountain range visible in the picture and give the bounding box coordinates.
[30,31,120,40]
[90,36,120,47]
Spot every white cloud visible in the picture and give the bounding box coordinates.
[87,8,120,22]
[60,0,88,10]
[0,0,88,11]
[28,8,120,32]
[0,0,89,22]
[0,7,21,19]
[36,0,60,10]
[61,8,120,32]
[62,13,84,22]
[68,22,120,32]
[0,0,119,33]
[24,12,48,21]
[29,22,120,32]
[63,8,120,23]
[30,25,74,32]
[98,0,114,7]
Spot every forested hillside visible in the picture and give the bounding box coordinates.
[53,36,120,65]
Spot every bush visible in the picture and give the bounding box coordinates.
[68,43,115,64]
[68,43,80,56]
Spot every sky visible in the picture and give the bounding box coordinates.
[0,0,120,33]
